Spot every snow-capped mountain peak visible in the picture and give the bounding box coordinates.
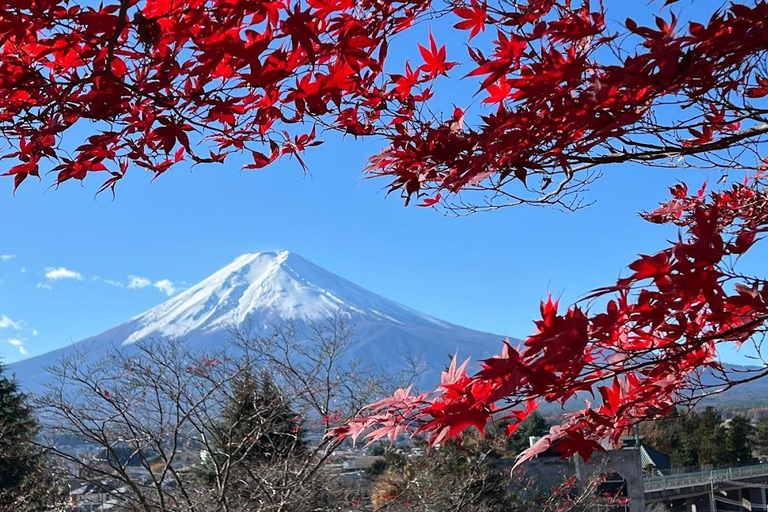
[10,251,506,394]
[124,250,446,344]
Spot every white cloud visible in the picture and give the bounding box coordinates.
[37,282,52,290]
[20,267,26,273]
[7,338,28,356]
[1,254,15,262]
[45,267,83,281]
[1,316,36,356]
[127,275,152,289]
[154,279,177,296]
[0,315,21,330]
[94,274,178,296]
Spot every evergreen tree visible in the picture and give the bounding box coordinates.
[371,436,513,512]
[195,370,312,509]
[216,370,305,464]
[671,411,700,469]
[697,407,728,466]
[755,417,768,455]
[669,407,727,468]
[198,370,305,480]
[508,412,549,455]
[725,416,754,464]
[0,363,37,499]
[0,362,65,510]
[646,409,755,469]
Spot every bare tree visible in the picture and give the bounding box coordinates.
[35,316,416,512]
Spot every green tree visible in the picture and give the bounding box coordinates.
[193,369,323,510]
[755,417,768,456]
[0,362,65,510]
[213,370,305,465]
[0,362,38,501]
[697,407,728,466]
[668,407,728,468]
[371,436,513,512]
[669,411,703,469]
[658,409,754,469]
[508,412,549,455]
[725,416,754,464]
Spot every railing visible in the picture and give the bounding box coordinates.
[644,463,768,492]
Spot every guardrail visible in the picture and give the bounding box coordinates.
[644,464,768,492]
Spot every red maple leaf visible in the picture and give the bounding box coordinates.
[453,0,487,40]
[418,33,457,78]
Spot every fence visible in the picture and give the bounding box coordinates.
[644,463,768,492]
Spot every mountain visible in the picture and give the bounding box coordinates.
[10,251,768,413]
[9,251,509,394]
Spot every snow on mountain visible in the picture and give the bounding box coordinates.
[123,250,448,343]
[9,251,509,394]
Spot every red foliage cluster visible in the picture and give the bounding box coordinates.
[0,0,432,192]
[4,1,767,208]
[185,354,222,374]
[370,0,768,209]
[333,176,768,465]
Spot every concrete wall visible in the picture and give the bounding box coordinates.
[508,448,645,512]
[576,449,646,512]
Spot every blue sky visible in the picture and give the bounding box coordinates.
[1,0,763,366]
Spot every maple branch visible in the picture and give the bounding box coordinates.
[100,0,133,84]
[572,123,768,166]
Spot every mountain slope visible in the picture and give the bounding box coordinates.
[11,251,768,411]
[122,251,453,343]
[9,251,509,394]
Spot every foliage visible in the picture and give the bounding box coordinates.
[194,370,315,507]
[337,176,768,466]
[0,362,37,499]
[641,408,756,469]
[212,370,305,464]
[0,0,432,193]
[725,415,754,464]
[696,407,728,466]
[506,411,548,455]
[367,430,608,512]
[0,363,67,511]
[671,412,702,469]
[368,437,514,512]
[5,0,768,473]
[0,455,69,512]
[755,417,768,454]
[3,1,767,211]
